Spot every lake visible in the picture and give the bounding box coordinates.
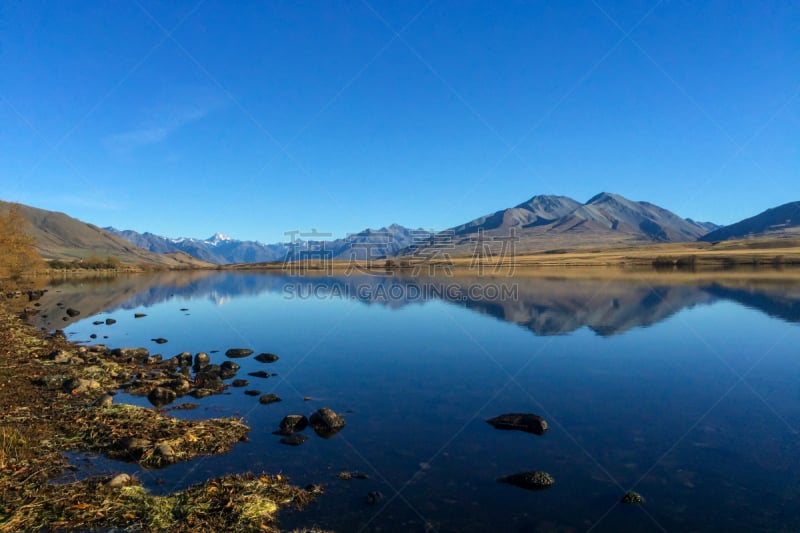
[35,270,800,532]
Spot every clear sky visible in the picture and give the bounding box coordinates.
[1,1,798,242]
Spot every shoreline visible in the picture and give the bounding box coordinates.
[0,292,322,532]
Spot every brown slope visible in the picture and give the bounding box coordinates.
[0,200,211,267]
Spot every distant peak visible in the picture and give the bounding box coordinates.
[586,192,624,204]
[207,232,233,244]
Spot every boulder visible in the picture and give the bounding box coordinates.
[66,308,81,317]
[107,473,131,488]
[231,379,249,387]
[309,408,346,438]
[247,371,270,379]
[110,347,150,362]
[193,352,210,371]
[254,353,279,363]
[621,491,645,504]
[278,415,308,434]
[62,377,100,394]
[225,348,253,358]
[176,352,193,368]
[486,413,548,435]
[147,387,177,407]
[105,318,116,325]
[258,393,282,405]
[219,361,240,379]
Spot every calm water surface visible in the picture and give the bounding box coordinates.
[38,272,800,532]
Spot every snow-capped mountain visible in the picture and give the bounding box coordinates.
[104,224,418,265]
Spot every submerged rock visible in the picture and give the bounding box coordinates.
[497,471,554,490]
[365,491,383,505]
[152,338,168,344]
[247,371,270,379]
[486,413,548,435]
[254,353,279,363]
[621,491,645,504]
[259,393,282,405]
[231,379,249,387]
[105,318,116,325]
[244,390,261,396]
[225,348,253,358]
[134,313,146,318]
[279,434,308,446]
[278,415,308,434]
[309,408,346,438]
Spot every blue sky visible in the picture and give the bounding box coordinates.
[1,1,798,242]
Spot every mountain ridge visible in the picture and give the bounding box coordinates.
[700,201,800,242]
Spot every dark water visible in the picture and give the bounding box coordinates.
[38,272,800,532]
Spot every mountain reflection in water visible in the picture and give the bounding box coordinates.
[34,271,800,336]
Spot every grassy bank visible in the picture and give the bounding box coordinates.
[0,292,322,532]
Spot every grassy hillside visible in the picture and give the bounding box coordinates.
[0,201,212,268]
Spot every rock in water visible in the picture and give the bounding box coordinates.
[225,348,253,358]
[254,352,279,363]
[309,407,346,438]
[280,434,308,446]
[278,415,309,434]
[219,361,240,379]
[621,491,645,504]
[497,471,554,490]
[193,352,210,371]
[147,387,177,407]
[365,491,383,505]
[259,393,282,405]
[486,413,548,435]
[152,338,168,344]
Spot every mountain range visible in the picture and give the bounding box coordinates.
[6,192,800,266]
[436,192,720,255]
[105,224,420,264]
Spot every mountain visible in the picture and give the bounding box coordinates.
[699,201,800,242]
[452,195,582,236]
[405,192,718,256]
[106,223,419,264]
[0,201,209,267]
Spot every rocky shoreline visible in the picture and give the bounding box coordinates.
[0,290,325,532]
